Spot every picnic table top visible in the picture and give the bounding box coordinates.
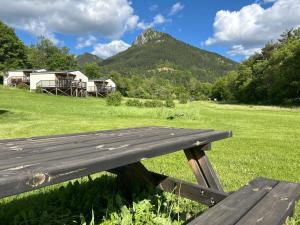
[0,126,232,198]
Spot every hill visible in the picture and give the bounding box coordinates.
[77,52,102,67]
[100,29,238,82]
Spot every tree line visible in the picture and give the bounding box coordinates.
[211,28,300,105]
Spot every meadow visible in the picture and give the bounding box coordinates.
[0,85,299,225]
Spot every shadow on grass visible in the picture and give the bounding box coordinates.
[0,174,204,225]
[215,100,300,108]
[0,109,9,115]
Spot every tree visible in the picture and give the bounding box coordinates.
[28,37,78,70]
[83,62,101,78]
[211,71,237,101]
[0,21,29,71]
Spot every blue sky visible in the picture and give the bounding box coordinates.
[1,0,300,62]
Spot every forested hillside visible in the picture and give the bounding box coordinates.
[101,29,238,82]
[76,53,102,68]
[211,28,300,105]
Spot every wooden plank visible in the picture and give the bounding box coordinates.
[0,127,194,150]
[0,126,112,143]
[0,128,211,159]
[0,130,230,171]
[194,150,224,192]
[0,126,177,144]
[111,162,228,206]
[188,177,279,225]
[236,181,300,225]
[0,130,215,170]
[184,148,209,188]
[0,127,232,198]
[184,146,223,192]
[151,172,228,206]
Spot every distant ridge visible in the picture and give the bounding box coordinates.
[100,29,238,82]
[77,52,102,67]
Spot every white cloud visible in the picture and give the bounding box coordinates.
[169,2,184,16]
[228,45,261,58]
[76,35,97,49]
[206,0,300,57]
[92,40,130,59]
[137,14,168,30]
[0,0,139,42]
[149,4,159,12]
[262,0,278,3]
[153,14,167,24]
[22,20,61,45]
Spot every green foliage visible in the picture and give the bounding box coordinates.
[83,62,102,78]
[100,29,238,83]
[178,93,189,104]
[16,83,29,90]
[125,99,143,107]
[166,113,184,120]
[35,86,43,93]
[211,28,300,105]
[28,37,78,70]
[109,72,213,101]
[164,99,175,108]
[106,91,122,106]
[211,71,238,101]
[0,21,29,71]
[144,100,164,108]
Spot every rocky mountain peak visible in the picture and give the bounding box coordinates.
[133,28,164,46]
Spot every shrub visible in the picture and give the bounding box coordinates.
[164,99,175,108]
[17,83,29,90]
[36,86,43,93]
[283,98,300,106]
[143,100,164,108]
[106,92,122,106]
[179,93,189,104]
[126,99,143,107]
[166,113,184,120]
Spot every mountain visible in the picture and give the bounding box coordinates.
[76,52,102,67]
[100,29,238,82]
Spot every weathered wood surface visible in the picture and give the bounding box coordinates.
[184,146,224,192]
[188,177,300,225]
[0,126,231,199]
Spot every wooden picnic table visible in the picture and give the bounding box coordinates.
[0,126,230,201]
[0,126,299,224]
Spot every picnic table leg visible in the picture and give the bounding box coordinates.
[184,143,224,192]
[109,162,228,207]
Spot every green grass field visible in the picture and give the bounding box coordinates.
[0,85,299,225]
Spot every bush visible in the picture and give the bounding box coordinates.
[17,83,29,90]
[36,86,43,93]
[126,99,143,107]
[143,100,164,108]
[106,92,122,106]
[164,99,175,108]
[178,93,189,104]
[282,98,300,106]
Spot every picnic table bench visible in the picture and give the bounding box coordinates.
[0,126,299,224]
